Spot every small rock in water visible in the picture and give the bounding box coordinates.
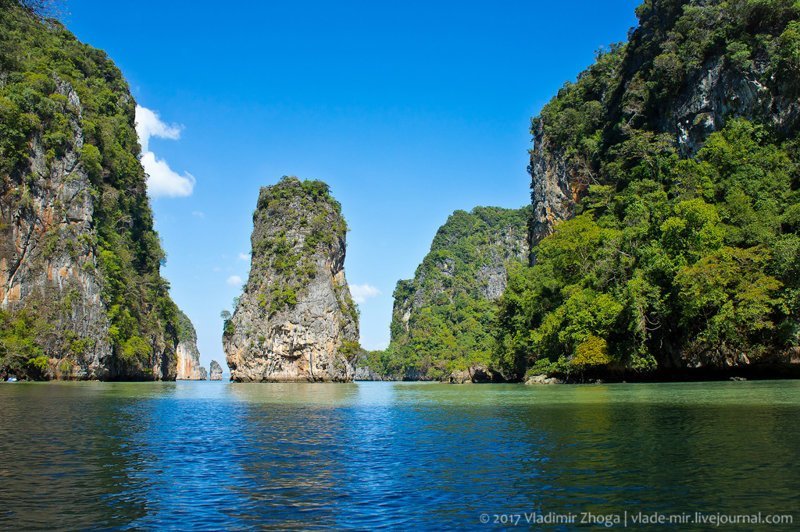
[525,374,563,385]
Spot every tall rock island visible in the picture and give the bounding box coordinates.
[209,360,223,381]
[379,207,530,381]
[0,2,192,380]
[223,177,360,382]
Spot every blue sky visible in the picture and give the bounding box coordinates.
[63,0,640,371]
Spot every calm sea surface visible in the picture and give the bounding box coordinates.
[0,380,798,529]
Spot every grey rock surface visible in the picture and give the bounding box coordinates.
[525,374,564,385]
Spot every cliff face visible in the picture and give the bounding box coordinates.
[0,3,189,380]
[383,207,530,381]
[176,310,203,380]
[529,0,800,249]
[0,75,111,379]
[223,177,359,382]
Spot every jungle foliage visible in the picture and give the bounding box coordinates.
[494,0,800,379]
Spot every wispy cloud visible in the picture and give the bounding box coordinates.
[135,106,181,151]
[226,275,244,287]
[238,252,250,261]
[192,210,205,218]
[135,105,195,198]
[350,283,380,304]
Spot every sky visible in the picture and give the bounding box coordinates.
[62,0,640,372]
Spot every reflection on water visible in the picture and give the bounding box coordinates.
[229,381,360,405]
[0,381,798,528]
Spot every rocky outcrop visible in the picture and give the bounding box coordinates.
[0,3,187,380]
[353,366,383,381]
[665,55,799,156]
[353,350,384,381]
[528,121,585,247]
[448,365,502,384]
[176,310,204,380]
[525,374,564,385]
[386,207,530,380]
[198,366,208,380]
[223,177,360,382]
[209,360,223,381]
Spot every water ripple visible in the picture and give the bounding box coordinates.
[0,381,798,528]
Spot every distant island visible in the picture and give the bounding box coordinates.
[1,0,799,383]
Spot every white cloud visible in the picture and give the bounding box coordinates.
[238,252,250,261]
[141,152,195,198]
[350,283,380,304]
[192,210,205,218]
[226,275,244,287]
[135,105,181,152]
[135,105,195,198]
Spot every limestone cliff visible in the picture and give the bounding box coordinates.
[176,310,204,380]
[497,0,800,378]
[223,177,359,382]
[528,0,800,249]
[383,206,530,381]
[0,3,190,380]
[209,360,223,381]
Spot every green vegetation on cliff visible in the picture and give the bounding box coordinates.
[0,1,180,378]
[176,308,197,346]
[494,0,800,380]
[378,207,530,380]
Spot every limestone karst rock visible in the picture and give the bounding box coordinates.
[209,360,223,381]
[223,177,359,382]
[176,311,204,380]
[502,0,800,377]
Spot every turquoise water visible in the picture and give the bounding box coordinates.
[0,381,798,529]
